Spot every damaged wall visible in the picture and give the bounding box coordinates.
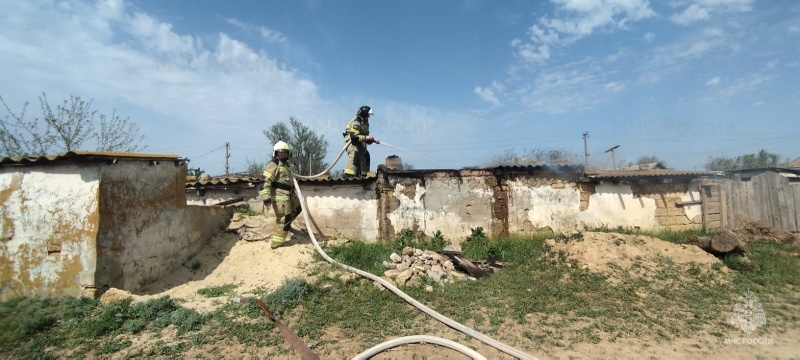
[0,165,100,300]
[295,169,705,242]
[95,161,230,294]
[1,156,230,301]
[379,170,497,243]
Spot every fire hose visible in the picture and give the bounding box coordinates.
[255,140,539,359]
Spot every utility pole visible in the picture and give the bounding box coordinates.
[583,132,589,168]
[224,142,230,175]
[604,145,620,170]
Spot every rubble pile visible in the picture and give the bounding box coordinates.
[382,247,472,287]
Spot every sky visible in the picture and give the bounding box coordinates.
[1,0,798,175]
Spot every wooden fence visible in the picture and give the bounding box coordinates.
[701,171,800,232]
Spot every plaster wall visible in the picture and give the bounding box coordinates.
[0,165,100,300]
[386,176,495,242]
[1,159,230,301]
[298,182,379,240]
[578,182,660,229]
[507,178,582,232]
[96,161,230,293]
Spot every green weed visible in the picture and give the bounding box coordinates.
[197,284,238,298]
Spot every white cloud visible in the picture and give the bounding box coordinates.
[604,81,625,91]
[512,61,627,114]
[130,13,199,56]
[511,40,551,65]
[643,32,655,41]
[649,26,728,65]
[474,81,505,107]
[687,72,771,104]
[546,0,655,37]
[670,0,755,25]
[512,0,655,67]
[226,18,288,44]
[0,0,330,174]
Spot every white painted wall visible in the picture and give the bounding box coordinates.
[578,183,659,229]
[682,185,703,222]
[0,166,100,299]
[299,183,379,240]
[508,180,582,232]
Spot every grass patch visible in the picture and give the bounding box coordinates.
[197,284,238,298]
[1,228,797,358]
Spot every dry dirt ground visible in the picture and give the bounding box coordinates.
[102,217,799,360]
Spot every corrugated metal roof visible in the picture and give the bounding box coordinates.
[722,167,800,175]
[493,165,581,172]
[585,169,718,179]
[1,151,181,166]
[296,174,374,183]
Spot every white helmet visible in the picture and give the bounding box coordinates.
[273,141,290,153]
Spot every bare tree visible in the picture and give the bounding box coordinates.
[487,147,577,167]
[97,109,146,153]
[0,93,146,156]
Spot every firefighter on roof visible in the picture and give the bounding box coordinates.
[342,105,379,178]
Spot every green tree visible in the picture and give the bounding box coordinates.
[187,167,206,178]
[245,157,265,177]
[636,155,669,168]
[0,93,145,157]
[705,149,785,171]
[262,117,328,176]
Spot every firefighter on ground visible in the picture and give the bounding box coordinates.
[258,141,302,249]
[343,105,379,178]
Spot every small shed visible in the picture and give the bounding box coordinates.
[1,151,231,300]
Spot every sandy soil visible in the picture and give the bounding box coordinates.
[101,221,799,360]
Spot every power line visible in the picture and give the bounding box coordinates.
[188,144,226,160]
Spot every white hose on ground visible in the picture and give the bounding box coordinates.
[352,335,488,360]
[289,143,538,360]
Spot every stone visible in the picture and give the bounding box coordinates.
[383,269,402,279]
[426,268,444,283]
[395,269,414,285]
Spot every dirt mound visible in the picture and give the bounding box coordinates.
[731,221,800,245]
[547,232,727,284]
[122,215,318,313]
